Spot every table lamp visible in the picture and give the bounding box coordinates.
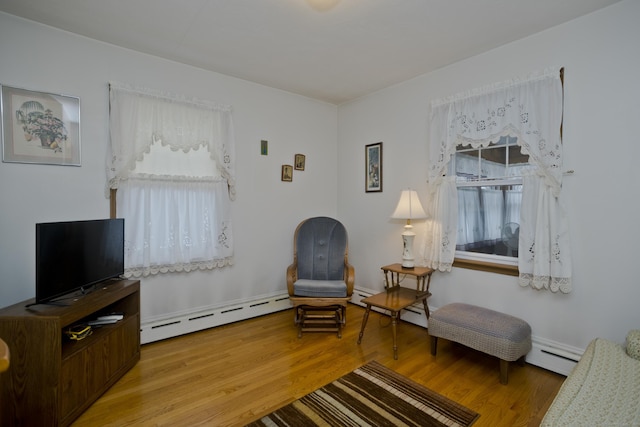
[391,189,427,268]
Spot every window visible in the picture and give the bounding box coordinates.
[425,67,571,291]
[116,142,233,277]
[450,136,531,265]
[107,82,236,278]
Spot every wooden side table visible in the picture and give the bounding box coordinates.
[357,263,434,359]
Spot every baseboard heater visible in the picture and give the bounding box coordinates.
[141,288,584,376]
[140,294,292,344]
[527,338,583,375]
[540,348,581,362]
[352,286,583,376]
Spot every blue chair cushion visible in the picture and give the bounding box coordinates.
[296,217,347,281]
[293,279,347,298]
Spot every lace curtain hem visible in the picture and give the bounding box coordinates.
[424,261,453,272]
[124,257,234,278]
[519,273,571,294]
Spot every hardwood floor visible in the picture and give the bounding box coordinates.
[73,305,565,427]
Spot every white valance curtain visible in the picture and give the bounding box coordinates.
[107,82,236,199]
[422,67,572,293]
[107,82,236,277]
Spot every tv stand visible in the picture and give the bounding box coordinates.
[0,279,140,427]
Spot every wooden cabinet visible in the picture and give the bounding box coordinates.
[0,279,140,427]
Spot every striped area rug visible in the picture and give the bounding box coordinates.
[246,360,479,427]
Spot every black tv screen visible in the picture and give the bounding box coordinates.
[35,218,125,304]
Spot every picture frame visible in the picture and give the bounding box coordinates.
[281,164,293,182]
[365,142,382,192]
[1,84,81,166]
[261,139,268,155]
[294,154,305,171]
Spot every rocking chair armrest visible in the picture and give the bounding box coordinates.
[286,263,298,295]
[344,262,355,296]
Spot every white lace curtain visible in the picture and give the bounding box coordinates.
[107,82,236,277]
[421,67,572,293]
[107,82,236,198]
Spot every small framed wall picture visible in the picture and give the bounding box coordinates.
[294,154,305,171]
[1,84,81,166]
[281,164,293,182]
[365,142,382,192]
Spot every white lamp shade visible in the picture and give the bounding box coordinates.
[391,190,427,220]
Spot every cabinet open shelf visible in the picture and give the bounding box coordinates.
[0,279,140,427]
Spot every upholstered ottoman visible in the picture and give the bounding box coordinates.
[429,303,532,384]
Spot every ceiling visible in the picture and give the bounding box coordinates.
[0,0,620,104]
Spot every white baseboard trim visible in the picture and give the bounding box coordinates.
[141,286,584,376]
[526,336,582,376]
[140,293,292,344]
[352,286,582,375]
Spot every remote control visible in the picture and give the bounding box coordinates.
[97,314,124,321]
[87,318,120,326]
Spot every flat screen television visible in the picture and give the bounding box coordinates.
[35,218,125,304]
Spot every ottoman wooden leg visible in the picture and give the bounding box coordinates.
[500,359,509,385]
[430,336,438,356]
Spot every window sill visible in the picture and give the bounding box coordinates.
[452,258,519,276]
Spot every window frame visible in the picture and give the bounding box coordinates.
[452,257,519,276]
[452,138,526,275]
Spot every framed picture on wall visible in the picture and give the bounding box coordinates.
[365,142,382,192]
[294,154,305,171]
[1,84,81,166]
[281,164,293,182]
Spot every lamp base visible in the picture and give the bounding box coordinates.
[401,226,416,269]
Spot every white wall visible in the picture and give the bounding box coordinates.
[338,0,640,352]
[2,1,639,356]
[0,12,338,320]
